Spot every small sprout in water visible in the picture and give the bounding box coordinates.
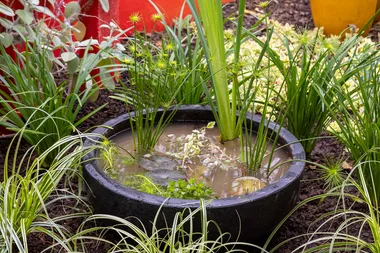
[124,175,164,195]
[206,121,215,129]
[100,138,119,169]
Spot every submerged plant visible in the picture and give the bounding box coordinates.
[165,179,214,200]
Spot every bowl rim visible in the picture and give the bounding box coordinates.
[83,105,306,209]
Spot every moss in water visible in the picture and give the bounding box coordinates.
[164,179,214,199]
[124,175,214,200]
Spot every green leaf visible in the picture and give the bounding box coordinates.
[67,57,79,74]
[52,36,62,47]
[99,71,115,89]
[34,6,56,18]
[0,2,15,16]
[99,0,109,13]
[85,74,93,90]
[0,18,13,29]
[72,21,86,41]
[26,26,36,42]
[61,52,78,62]
[16,9,34,25]
[65,2,81,19]
[206,121,215,129]
[0,33,13,48]
[13,25,27,38]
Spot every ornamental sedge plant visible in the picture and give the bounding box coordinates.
[0,129,100,252]
[149,0,208,104]
[111,16,185,155]
[244,25,378,155]
[263,161,380,253]
[62,201,265,253]
[324,57,380,205]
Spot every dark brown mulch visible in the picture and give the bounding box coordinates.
[1,0,377,252]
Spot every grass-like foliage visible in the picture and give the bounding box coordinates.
[326,57,380,205]
[149,0,208,104]
[111,33,180,155]
[246,28,377,154]
[0,41,112,165]
[187,0,284,172]
[62,200,265,252]
[264,162,380,252]
[188,0,247,142]
[0,130,98,252]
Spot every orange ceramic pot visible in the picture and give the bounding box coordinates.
[310,0,377,36]
[375,0,380,22]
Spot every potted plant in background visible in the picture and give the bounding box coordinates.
[82,0,306,243]
[0,0,117,139]
[0,0,123,164]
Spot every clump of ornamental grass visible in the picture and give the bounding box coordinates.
[320,157,347,190]
[58,201,264,252]
[111,29,180,156]
[0,128,102,252]
[263,161,380,252]
[224,11,378,156]
[230,19,377,117]
[243,22,378,155]
[325,57,380,206]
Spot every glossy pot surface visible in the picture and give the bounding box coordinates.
[310,0,377,36]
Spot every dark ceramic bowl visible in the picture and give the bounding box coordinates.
[83,105,306,243]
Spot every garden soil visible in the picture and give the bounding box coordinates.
[2,0,379,252]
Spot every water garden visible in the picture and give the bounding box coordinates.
[1,0,380,252]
